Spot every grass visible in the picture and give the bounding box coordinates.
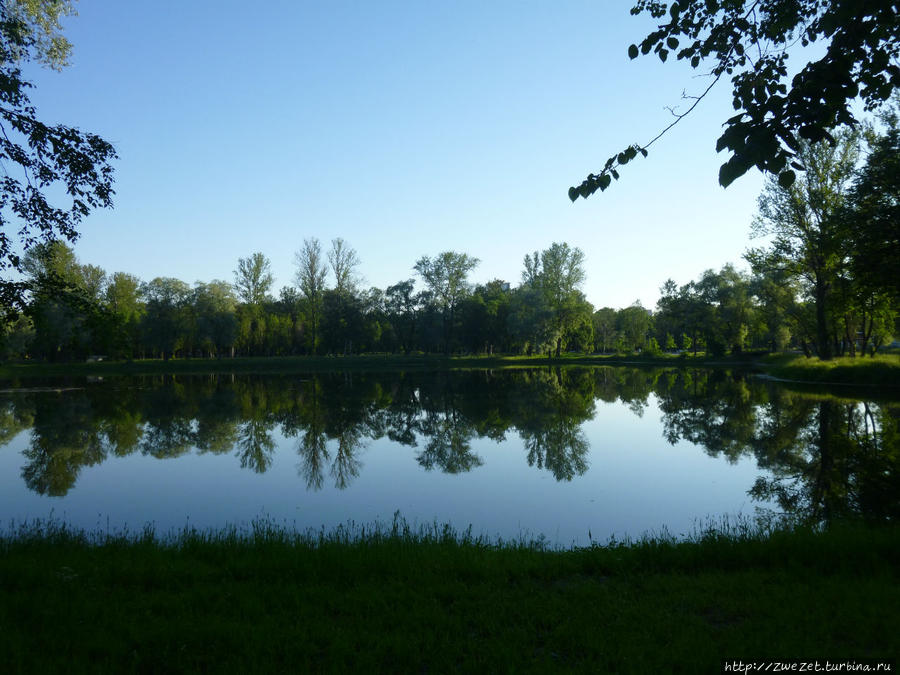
[0,351,897,389]
[0,350,760,378]
[760,352,900,388]
[1,516,897,673]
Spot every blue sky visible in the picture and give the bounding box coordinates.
[27,0,766,309]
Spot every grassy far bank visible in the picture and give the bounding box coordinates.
[759,353,900,387]
[0,351,898,387]
[0,351,760,378]
[0,518,897,672]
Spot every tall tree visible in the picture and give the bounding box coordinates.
[22,241,89,360]
[458,280,512,355]
[192,280,237,358]
[414,251,479,354]
[570,1,899,200]
[326,238,361,354]
[747,131,860,359]
[141,277,190,360]
[617,303,652,353]
[232,252,273,306]
[751,267,801,353]
[526,242,591,357]
[294,237,328,354]
[105,272,144,358]
[695,265,756,355]
[0,1,116,309]
[327,238,361,297]
[385,279,420,354]
[507,284,556,356]
[845,113,900,302]
[592,307,618,353]
[22,240,113,360]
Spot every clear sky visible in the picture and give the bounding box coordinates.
[26,0,767,310]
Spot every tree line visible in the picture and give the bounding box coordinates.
[0,238,597,361]
[1,110,897,363]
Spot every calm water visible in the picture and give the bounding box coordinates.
[0,368,896,545]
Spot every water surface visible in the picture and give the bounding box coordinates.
[0,368,896,544]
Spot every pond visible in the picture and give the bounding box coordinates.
[0,367,897,545]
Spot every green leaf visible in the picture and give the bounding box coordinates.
[568,187,579,202]
[639,147,648,158]
[628,44,639,59]
[666,37,679,49]
[777,170,796,189]
[659,48,668,62]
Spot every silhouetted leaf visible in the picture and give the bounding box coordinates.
[777,170,796,189]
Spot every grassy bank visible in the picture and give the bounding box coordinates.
[760,353,900,388]
[0,351,756,379]
[0,352,897,388]
[1,518,897,672]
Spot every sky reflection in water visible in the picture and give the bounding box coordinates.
[0,368,896,545]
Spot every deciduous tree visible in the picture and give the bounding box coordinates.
[746,131,860,359]
[294,238,328,354]
[0,1,116,309]
[233,252,273,306]
[414,251,479,354]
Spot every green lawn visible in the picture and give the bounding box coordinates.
[761,352,900,387]
[1,519,897,673]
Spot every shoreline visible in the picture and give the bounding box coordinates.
[0,352,897,390]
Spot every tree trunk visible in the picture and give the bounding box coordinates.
[814,275,833,360]
[844,321,856,357]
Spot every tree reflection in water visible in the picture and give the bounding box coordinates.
[416,408,482,474]
[0,368,896,525]
[748,400,900,526]
[655,370,900,526]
